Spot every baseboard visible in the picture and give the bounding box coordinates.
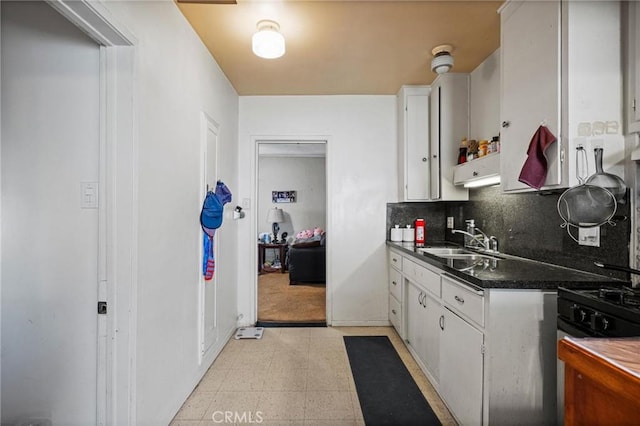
[330,320,392,327]
[256,321,327,328]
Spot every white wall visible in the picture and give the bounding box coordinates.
[258,156,326,240]
[94,2,240,425]
[238,96,397,326]
[470,48,501,141]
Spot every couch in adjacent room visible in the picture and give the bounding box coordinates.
[287,231,326,285]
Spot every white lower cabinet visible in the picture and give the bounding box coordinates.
[439,307,484,426]
[388,249,404,338]
[387,247,558,425]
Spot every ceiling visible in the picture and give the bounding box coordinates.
[177,0,502,96]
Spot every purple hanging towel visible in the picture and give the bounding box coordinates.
[518,125,557,190]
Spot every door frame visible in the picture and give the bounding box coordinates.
[198,112,220,364]
[251,136,332,325]
[44,1,137,424]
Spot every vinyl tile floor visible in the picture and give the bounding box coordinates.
[171,326,457,426]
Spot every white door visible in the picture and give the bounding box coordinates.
[1,1,101,423]
[199,113,219,361]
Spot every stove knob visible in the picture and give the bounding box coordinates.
[570,304,590,323]
[591,312,610,331]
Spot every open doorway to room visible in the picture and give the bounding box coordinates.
[256,142,327,325]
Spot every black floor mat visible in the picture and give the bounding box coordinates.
[344,335,442,426]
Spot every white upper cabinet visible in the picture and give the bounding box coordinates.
[398,79,469,202]
[499,0,561,192]
[429,74,469,201]
[499,0,624,192]
[626,1,640,135]
[398,86,431,201]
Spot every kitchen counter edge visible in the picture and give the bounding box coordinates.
[386,240,626,290]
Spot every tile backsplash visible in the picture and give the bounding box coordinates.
[387,185,631,280]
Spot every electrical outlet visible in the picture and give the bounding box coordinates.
[578,226,600,247]
[447,217,454,229]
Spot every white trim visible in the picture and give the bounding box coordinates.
[198,112,220,365]
[331,321,392,327]
[97,46,109,426]
[251,136,332,325]
[46,1,138,425]
[45,0,135,47]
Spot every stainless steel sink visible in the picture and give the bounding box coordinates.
[418,247,503,262]
[417,247,474,256]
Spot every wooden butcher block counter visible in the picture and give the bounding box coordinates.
[558,337,640,426]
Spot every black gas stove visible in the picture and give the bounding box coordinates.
[558,286,640,337]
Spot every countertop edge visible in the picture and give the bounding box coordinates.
[386,241,626,290]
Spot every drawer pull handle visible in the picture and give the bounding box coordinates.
[392,258,397,262]
[392,309,397,315]
[439,315,444,330]
[454,295,465,304]
[392,281,397,286]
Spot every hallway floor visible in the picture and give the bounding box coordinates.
[171,326,455,425]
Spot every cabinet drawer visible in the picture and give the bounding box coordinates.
[389,295,402,332]
[404,258,441,297]
[388,250,403,271]
[389,268,402,301]
[441,274,484,327]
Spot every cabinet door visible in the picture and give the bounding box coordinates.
[430,74,469,201]
[429,79,441,200]
[440,307,484,426]
[406,93,430,200]
[423,291,441,382]
[500,0,561,192]
[405,283,426,363]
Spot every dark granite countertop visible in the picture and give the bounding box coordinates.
[387,241,628,290]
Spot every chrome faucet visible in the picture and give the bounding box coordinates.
[451,220,499,252]
[489,236,499,253]
[451,229,487,249]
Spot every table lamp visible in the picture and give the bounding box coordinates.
[266,207,285,243]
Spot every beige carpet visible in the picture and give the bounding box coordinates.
[258,272,326,323]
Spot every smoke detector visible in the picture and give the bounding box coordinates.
[431,44,454,74]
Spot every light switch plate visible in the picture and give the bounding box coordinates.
[447,217,454,229]
[578,226,600,247]
[80,182,98,209]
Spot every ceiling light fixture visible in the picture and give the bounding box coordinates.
[431,44,454,74]
[252,20,285,59]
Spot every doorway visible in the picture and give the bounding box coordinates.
[256,142,327,325]
[1,1,136,424]
[1,1,101,423]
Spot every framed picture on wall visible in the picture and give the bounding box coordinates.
[272,190,296,203]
